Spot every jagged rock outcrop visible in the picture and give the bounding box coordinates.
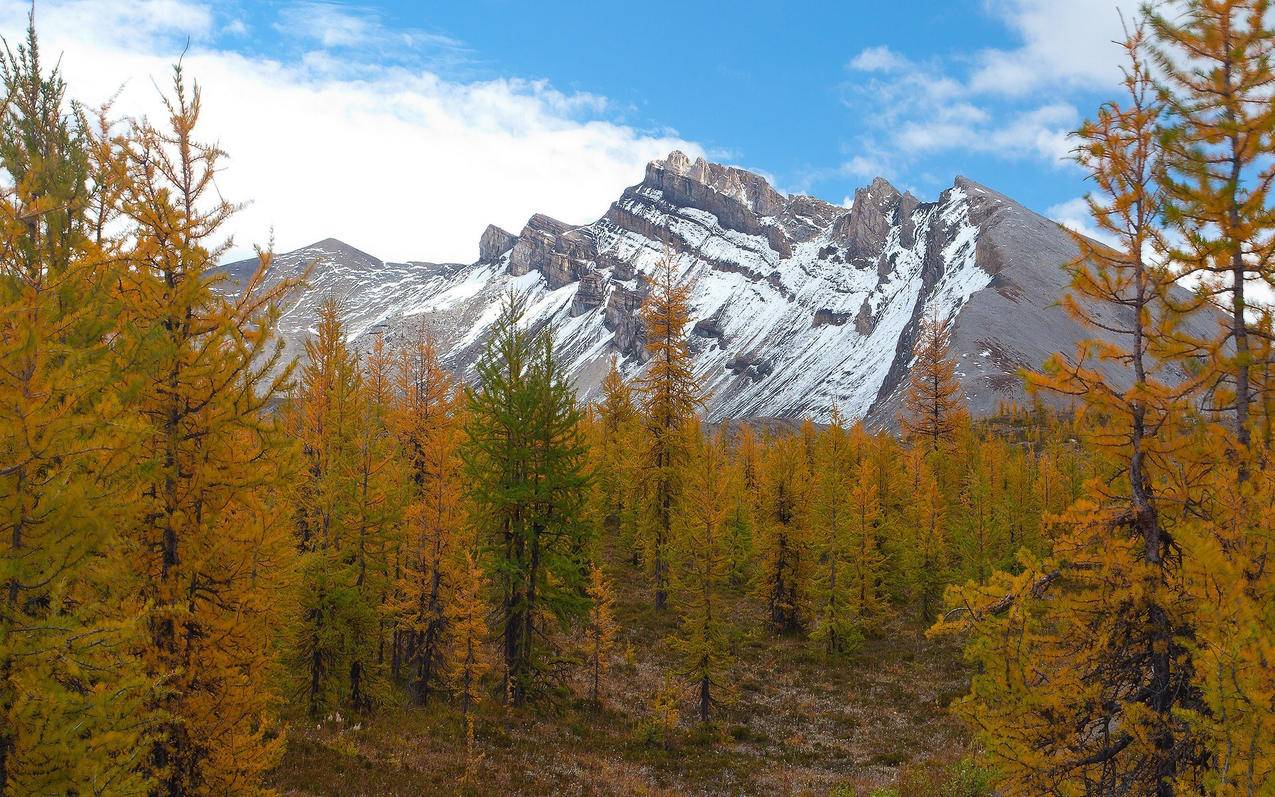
[222,151,1222,425]
[479,224,517,262]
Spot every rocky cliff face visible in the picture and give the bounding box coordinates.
[221,151,1217,424]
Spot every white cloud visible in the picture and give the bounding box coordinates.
[1048,196,1118,247]
[840,1,1144,179]
[847,45,910,73]
[275,2,464,53]
[969,0,1141,97]
[0,1,700,263]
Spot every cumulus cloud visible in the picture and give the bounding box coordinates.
[969,0,1142,97]
[839,0,1145,183]
[847,45,910,73]
[0,0,700,263]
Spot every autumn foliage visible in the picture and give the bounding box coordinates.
[2,7,1273,796]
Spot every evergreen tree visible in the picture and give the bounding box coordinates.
[637,253,703,610]
[463,292,590,705]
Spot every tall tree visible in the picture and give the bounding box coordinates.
[287,298,381,718]
[463,292,590,705]
[0,22,147,794]
[388,323,462,703]
[445,549,490,720]
[1150,0,1275,480]
[845,459,886,629]
[592,357,640,562]
[808,421,858,656]
[121,65,301,795]
[670,424,733,723]
[757,434,810,635]
[638,253,703,610]
[900,309,967,451]
[937,25,1206,795]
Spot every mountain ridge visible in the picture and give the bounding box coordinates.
[222,151,1216,425]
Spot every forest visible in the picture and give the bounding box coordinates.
[0,3,1272,796]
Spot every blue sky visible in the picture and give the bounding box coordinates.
[1,0,1140,260]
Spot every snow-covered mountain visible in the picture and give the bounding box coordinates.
[220,150,1213,424]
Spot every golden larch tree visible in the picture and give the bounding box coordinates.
[1150,0,1275,478]
[389,320,464,703]
[638,252,703,610]
[935,25,1208,795]
[900,309,967,450]
[757,433,810,635]
[121,66,301,795]
[0,24,148,794]
[584,561,618,706]
[670,424,733,723]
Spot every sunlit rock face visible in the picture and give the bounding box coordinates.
[220,151,1216,425]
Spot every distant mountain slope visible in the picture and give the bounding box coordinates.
[220,151,1219,424]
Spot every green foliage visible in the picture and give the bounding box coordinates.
[463,291,591,705]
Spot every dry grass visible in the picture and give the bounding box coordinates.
[268,570,978,797]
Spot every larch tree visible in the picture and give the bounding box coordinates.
[293,296,360,553]
[936,24,1207,795]
[463,292,590,705]
[121,65,301,795]
[388,320,463,703]
[445,549,490,721]
[584,561,618,706]
[670,424,733,723]
[346,333,405,712]
[593,357,640,562]
[288,298,376,719]
[1147,7,1275,786]
[757,433,810,635]
[1150,0,1275,479]
[808,420,858,656]
[724,423,759,590]
[900,309,968,451]
[845,459,886,630]
[638,252,703,610]
[909,458,948,623]
[0,23,147,794]
[446,547,489,787]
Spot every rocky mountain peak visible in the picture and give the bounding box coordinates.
[831,176,912,260]
[478,224,517,262]
[646,150,786,218]
[226,152,1222,428]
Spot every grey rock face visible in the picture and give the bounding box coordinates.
[478,224,517,262]
[222,152,1223,426]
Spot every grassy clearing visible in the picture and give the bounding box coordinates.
[268,570,980,796]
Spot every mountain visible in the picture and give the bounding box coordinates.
[221,150,1216,424]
